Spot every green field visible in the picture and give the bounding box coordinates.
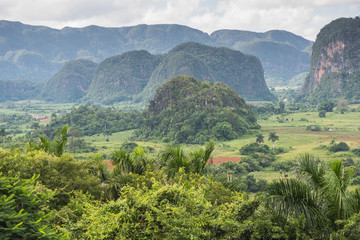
[1,101,360,183]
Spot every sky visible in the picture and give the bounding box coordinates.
[0,0,359,40]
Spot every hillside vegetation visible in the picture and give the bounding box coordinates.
[136,75,259,144]
[39,59,98,102]
[0,79,40,102]
[139,42,275,103]
[85,50,162,104]
[211,30,312,86]
[82,42,275,104]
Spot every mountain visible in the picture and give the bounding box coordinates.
[39,59,98,102]
[139,42,275,103]
[0,49,60,82]
[136,75,259,144]
[0,20,311,86]
[84,42,276,104]
[85,50,162,104]
[210,30,312,86]
[0,79,40,102]
[300,17,360,103]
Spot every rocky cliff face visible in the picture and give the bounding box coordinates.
[301,17,360,101]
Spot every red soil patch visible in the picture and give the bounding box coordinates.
[104,160,115,170]
[210,157,241,165]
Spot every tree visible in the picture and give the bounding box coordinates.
[266,154,360,237]
[0,128,5,143]
[159,141,214,178]
[318,110,326,118]
[279,100,285,113]
[255,134,264,144]
[28,125,68,157]
[268,132,279,153]
[68,127,82,153]
[0,174,62,239]
[30,121,40,129]
[111,146,150,176]
[318,101,336,112]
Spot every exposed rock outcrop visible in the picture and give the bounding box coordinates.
[301,17,360,102]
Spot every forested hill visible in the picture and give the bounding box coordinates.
[211,30,312,86]
[82,42,276,104]
[136,75,260,144]
[39,59,98,102]
[300,17,360,103]
[138,42,275,103]
[84,50,162,104]
[0,79,40,102]
[0,20,311,85]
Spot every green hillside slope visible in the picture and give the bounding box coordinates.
[137,75,259,144]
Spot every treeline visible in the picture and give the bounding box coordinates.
[49,105,145,136]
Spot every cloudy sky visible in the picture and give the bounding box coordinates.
[0,0,359,40]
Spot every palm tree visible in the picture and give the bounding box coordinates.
[255,134,264,144]
[268,132,279,153]
[266,154,359,233]
[28,125,68,157]
[159,145,190,178]
[159,141,214,178]
[189,141,214,175]
[86,153,110,182]
[111,146,149,175]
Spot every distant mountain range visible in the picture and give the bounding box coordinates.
[36,42,275,104]
[0,20,312,86]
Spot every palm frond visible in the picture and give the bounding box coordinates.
[294,153,326,190]
[111,149,133,175]
[266,178,326,227]
[326,159,355,220]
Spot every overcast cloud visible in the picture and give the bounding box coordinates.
[0,0,359,40]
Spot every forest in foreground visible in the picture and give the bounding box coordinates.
[1,92,360,239]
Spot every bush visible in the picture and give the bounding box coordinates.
[239,143,271,155]
[120,142,139,152]
[306,125,322,131]
[329,142,350,152]
[272,161,296,171]
[318,110,326,118]
[274,147,286,154]
[352,148,360,156]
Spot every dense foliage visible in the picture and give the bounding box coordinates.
[39,59,98,102]
[49,105,145,136]
[85,50,162,104]
[1,131,360,239]
[139,42,276,103]
[0,79,40,102]
[136,76,260,144]
[0,174,62,239]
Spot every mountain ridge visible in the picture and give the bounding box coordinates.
[0,20,312,85]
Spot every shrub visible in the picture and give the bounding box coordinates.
[329,142,350,152]
[318,110,326,118]
[306,125,322,131]
[352,148,360,156]
[272,161,296,171]
[239,143,271,155]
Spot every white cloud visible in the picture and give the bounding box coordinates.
[0,0,358,40]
